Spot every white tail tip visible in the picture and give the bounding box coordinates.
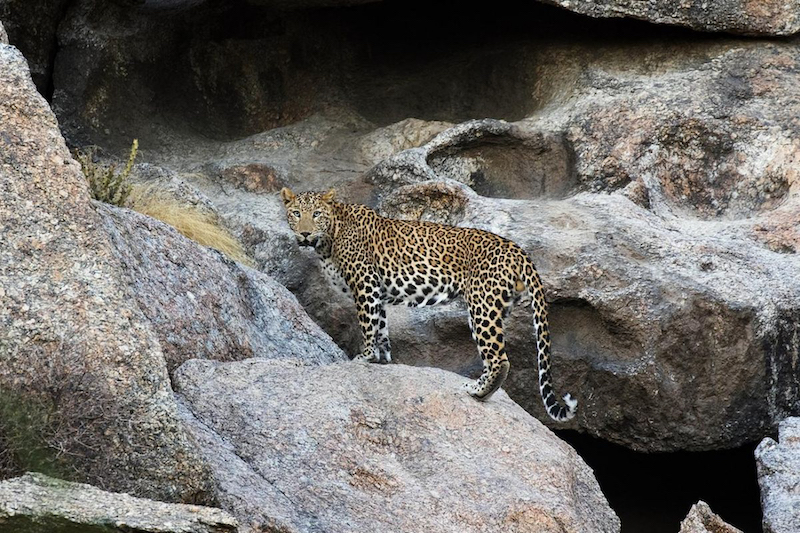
[563,393,578,414]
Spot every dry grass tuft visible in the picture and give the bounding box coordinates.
[129,185,255,267]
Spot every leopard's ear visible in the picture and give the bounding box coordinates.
[321,189,336,204]
[280,187,296,206]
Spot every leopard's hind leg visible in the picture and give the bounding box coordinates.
[463,280,514,400]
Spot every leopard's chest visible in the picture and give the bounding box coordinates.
[321,257,351,296]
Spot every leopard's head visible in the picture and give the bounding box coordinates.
[281,188,336,247]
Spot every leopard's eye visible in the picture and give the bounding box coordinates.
[313,211,322,218]
[292,210,301,218]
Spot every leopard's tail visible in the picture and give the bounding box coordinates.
[522,260,577,422]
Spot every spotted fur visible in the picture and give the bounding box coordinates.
[281,188,577,421]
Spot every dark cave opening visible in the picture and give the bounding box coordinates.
[557,431,763,533]
[42,0,728,147]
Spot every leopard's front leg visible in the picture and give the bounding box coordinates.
[350,272,392,363]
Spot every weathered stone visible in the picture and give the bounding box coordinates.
[218,163,284,194]
[0,0,69,92]
[0,39,211,501]
[97,202,346,373]
[175,358,620,533]
[539,0,800,36]
[37,0,800,456]
[368,118,578,201]
[354,42,800,452]
[679,501,742,533]
[756,418,800,533]
[52,0,377,146]
[0,472,237,533]
[0,21,8,44]
[358,118,452,167]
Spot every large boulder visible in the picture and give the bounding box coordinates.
[97,202,346,373]
[353,40,800,452]
[0,472,238,533]
[755,417,800,533]
[132,36,800,454]
[0,39,212,500]
[175,358,621,533]
[539,0,800,36]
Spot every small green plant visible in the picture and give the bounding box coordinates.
[76,139,138,207]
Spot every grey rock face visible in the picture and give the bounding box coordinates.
[30,0,800,456]
[122,35,800,454]
[52,1,379,146]
[0,38,211,501]
[539,0,800,35]
[679,501,742,533]
[0,0,70,91]
[175,358,620,533]
[756,418,800,533]
[0,472,237,533]
[97,203,346,373]
[0,21,8,44]
[355,42,800,452]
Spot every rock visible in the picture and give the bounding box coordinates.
[52,0,381,146]
[0,21,8,44]
[358,118,452,167]
[39,0,800,454]
[175,359,621,533]
[0,472,237,533]
[755,418,800,533]
[0,0,70,92]
[368,118,577,201]
[679,501,742,533]
[97,202,346,373]
[539,0,800,36]
[355,41,800,452]
[0,39,211,501]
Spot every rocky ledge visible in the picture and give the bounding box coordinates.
[175,359,620,533]
[0,472,237,533]
[540,0,800,36]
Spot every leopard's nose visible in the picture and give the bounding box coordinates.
[300,232,311,239]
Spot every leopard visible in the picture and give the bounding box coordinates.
[281,187,577,422]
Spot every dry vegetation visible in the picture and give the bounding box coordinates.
[75,140,253,266]
[0,348,117,483]
[128,185,255,267]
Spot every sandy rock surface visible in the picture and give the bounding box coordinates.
[176,358,620,533]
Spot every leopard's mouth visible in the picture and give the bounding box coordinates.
[297,236,319,247]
